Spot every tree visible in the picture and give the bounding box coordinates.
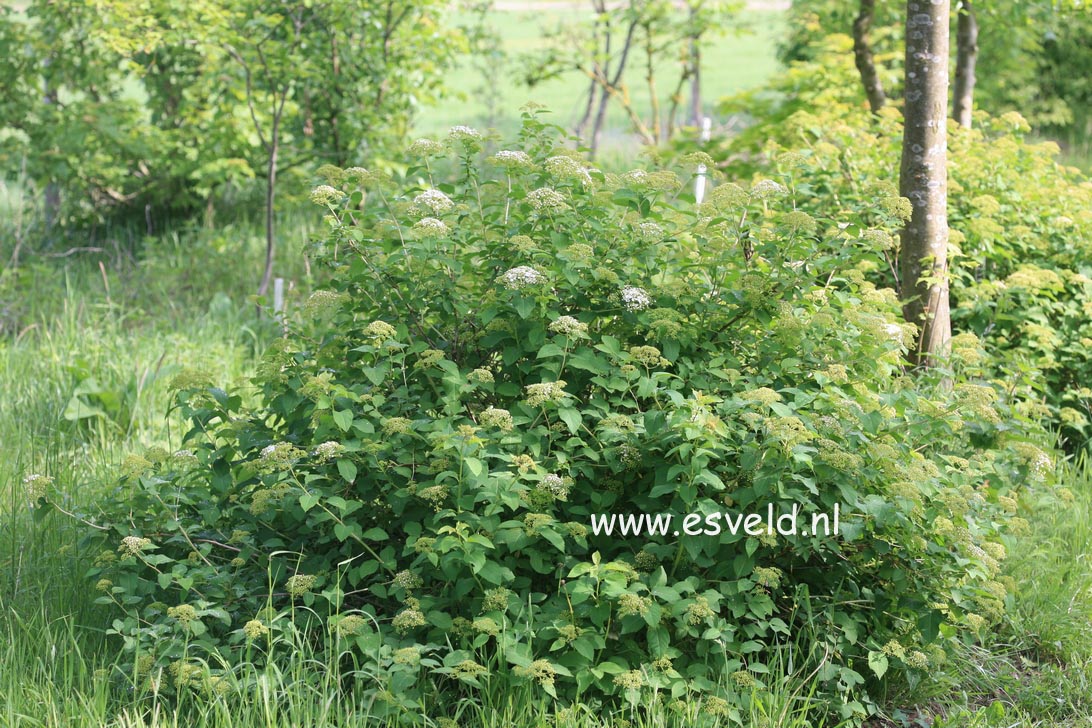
[780,0,1087,139]
[952,0,979,127]
[527,0,738,156]
[222,5,304,298]
[0,0,462,290]
[0,1,175,228]
[899,0,952,366]
[853,0,887,114]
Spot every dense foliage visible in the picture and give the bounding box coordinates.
[0,0,463,225]
[778,0,1092,140]
[75,114,1052,723]
[711,37,1092,451]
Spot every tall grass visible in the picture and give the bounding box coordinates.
[923,456,1092,727]
[0,208,287,726]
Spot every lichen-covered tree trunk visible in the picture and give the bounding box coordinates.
[899,0,952,366]
[854,0,887,114]
[952,0,979,128]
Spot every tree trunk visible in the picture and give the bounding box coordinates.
[576,9,602,142]
[43,184,60,231]
[575,76,598,141]
[688,44,701,125]
[853,0,887,114]
[330,33,344,165]
[589,4,639,158]
[258,128,278,298]
[43,75,61,231]
[952,0,978,128]
[590,83,612,157]
[899,0,952,367]
[688,5,701,125]
[645,25,661,143]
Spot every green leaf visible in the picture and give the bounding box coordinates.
[515,296,535,319]
[362,367,388,386]
[334,522,359,542]
[918,609,944,642]
[569,352,609,374]
[299,493,321,512]
[477,561,506,585]
[62,396,107,421]
[558,407,582,434]
[333,409,354,432]
[31,499,56,522]
[647,625,670,657]
[337,458,358,484]
[867,651,888,679]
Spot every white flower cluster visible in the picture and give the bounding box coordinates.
[363,320,397,340]
[1031,451,1052,476]
[258,442,303,467]
[448,126,483,150]
[524,381,568,407]
[119,535,152,556]
[500,266,547,290]
[310,185,341,206]
[22,473,52,501]
[171,449,199,468]
[343,166,370,183]
[637,221,665,242]
[883,323,905,346]
[413,217,450,237]
[861,229,897,251]
[750,179,787,200]
[449,125,482,141]
[618,168,679,191]
[526,187,566,212]
[548,315,588,337]
[540,473,571,499]
[313,441,344,461]
[545,155,592,185]
[414,189,454,214]
[491,150,534,171]
[480,407,514,431]
[408,138,446,157]
[620,286,652,311]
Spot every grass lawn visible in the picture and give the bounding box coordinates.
[414,7,785,145]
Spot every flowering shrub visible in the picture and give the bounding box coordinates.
[84,113,1042,723]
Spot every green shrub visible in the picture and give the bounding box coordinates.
[709,41,1092,452]
[80,114,1039,724]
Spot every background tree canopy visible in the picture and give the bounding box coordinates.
[0,0,464,225]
